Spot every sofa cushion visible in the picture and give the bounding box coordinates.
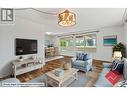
[123,58,127,80]
[73,60,88,67]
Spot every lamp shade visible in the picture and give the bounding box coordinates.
[113,51,122,58]
[58,10,76,27]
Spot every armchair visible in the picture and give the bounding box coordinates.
[71,52,93,72]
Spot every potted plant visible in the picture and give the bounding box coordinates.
[112,42,126,58]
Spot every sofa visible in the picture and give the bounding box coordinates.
[71,52,92,72]
[94,58,127,87]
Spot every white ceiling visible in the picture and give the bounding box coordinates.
[15,8,126,35]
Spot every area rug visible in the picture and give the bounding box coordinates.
[26,71,89,87]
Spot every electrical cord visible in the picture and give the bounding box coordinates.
[14,8,57,15]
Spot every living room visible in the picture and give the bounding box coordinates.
[0,8,127,87]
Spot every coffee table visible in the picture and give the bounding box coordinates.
[45,68,79,87]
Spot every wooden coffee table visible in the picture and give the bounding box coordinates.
[45,68,79,87]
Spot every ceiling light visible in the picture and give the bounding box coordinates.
[58,10,76,27]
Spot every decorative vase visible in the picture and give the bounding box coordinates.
[19,56,23,62]
[63,63,70,70]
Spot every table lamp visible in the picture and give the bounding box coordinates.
[113,51,122,60]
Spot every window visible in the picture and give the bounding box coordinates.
[60,37,74,51]
[60,34,97,52]
[84,34,96,48]
[75,36,85,51]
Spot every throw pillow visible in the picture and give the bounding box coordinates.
[114,80,127,87]
[111,60,124,74]
[82,53,88,61]
[115,62,124,74]
[111,60,118,70]
[76,53,86,61]
[76,52,80,60]
[78,53,84,60]
[105,70,124,85]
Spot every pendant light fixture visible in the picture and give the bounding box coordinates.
[58,10,76,27]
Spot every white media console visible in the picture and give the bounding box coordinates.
[12,59,43,78]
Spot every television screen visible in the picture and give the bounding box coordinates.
[15,38,37,55]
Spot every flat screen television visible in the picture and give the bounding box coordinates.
[15,38,38,55]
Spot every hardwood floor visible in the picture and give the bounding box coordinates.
[16,56,110,84]
[17,56,71,82]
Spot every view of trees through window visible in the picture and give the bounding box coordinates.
[76,36,84,47]
[60,34,96,51]
[60,37,74,51]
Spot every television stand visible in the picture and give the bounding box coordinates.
[12,59,43,78]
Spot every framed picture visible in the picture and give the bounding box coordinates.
[103,35,117,46]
